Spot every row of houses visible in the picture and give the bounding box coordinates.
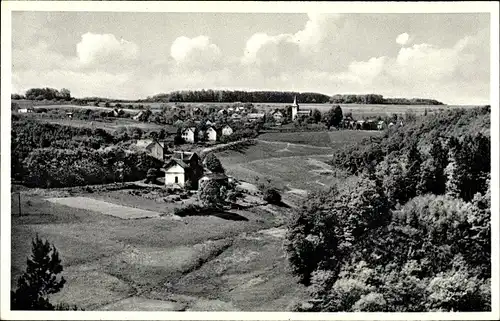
[180,124,234,143]
[341,117,404,130]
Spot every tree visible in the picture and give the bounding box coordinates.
[145,168,157,184]
[263,187,281,204]
[203,153,225,173]
[199,179,226,209]
[104,102,110,108]
[11,235,66,310]
[312,109,322,123]
[323,105,343,129]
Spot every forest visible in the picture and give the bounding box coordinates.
[286,106,491,312]
[330,94,444,105]
[145,90,331,103]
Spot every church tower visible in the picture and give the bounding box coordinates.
[291,95,299,120]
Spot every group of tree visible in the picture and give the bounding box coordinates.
[286,106,491,312]
[330,94,443,105]
[11,119,163,187]
[146,90,331,104]
[13,88,72,101]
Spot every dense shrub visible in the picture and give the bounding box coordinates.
[263,188,282,204]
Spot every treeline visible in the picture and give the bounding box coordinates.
[145,90,331,104]
[330,94,444,105]
[286,106,490,312]
[12,88,72,101]
[11,119,162,187]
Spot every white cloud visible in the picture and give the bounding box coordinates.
[76,32,139,65]
[241,13,343,71]
[170,36,222,70]
[396,32,410,45]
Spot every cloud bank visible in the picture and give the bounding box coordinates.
[12,14,490,104]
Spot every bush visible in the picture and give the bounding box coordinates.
[263,188,282,204]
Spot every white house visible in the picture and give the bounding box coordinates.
[206,126,218,141]
[162,152,202,189]
[181,127,197,143]
[272,110,284,122]
[247,113,265,121]
[222,125,233,136]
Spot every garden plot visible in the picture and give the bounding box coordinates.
[46,197,161,219]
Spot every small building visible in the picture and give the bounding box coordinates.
[222,125,233,136]
[247,113,265,121]
[132,110,144,120]
[18,107,35,113]
[205,120,214,126]
[198,173,229,189]
[272,110,284,122]
[181,127,197,143]
[231,113,242,120]
[162,151,203,189]
[377,120,386,131]
[206,126,219,141]
[135,139,167,161]
[66,112,74,119]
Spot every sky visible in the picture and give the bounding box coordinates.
[11,11,491,104]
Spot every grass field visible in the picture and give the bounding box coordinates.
[217,130,376,191]
[258,130,380,147]
[11,185,306,311]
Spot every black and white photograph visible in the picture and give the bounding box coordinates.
[1,1,499,319]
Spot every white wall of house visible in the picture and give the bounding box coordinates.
[182,129,195,143]
[207,128,217,141]
[165,164,185,186]
[222,126,233,136]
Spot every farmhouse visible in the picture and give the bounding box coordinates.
[132,110,145,120]
[272,110,284,122]
[181,127,197,143]
[162,151,203,189]
[222,124,233,136]
[231,113,242,120]
[291,96,311,120]
[206,126,220,141]
[135,139,167,161]
[18,107,35,113]
[247,113,265,121]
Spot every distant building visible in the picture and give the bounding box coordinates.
[135,139,167,161]
[132,110,144,120]
[181,127,197,143]
[247,113,265,121]
[205,120,214,126]
[206,126,219,141]
[162,151,203,189]
[18,107,35,113]
[377,120,386,131]
[222,125,233,136]
[291,96,311,120]
[272,110,284,122]
[231,113,242,120]
[66,112,74,119]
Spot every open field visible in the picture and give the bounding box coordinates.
[11,185,307,311]
[258,130,380,147]
[217,130,377,191]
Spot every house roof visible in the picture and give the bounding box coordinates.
[172,151,197,161]
[247,113,265,118]
[182,127,196,134]
[163,158,189,170]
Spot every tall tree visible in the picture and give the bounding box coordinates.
[11,235,66,310]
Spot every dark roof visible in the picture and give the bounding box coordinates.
[172,151,197,162]
[163,158,190,170]
[200,173,228,180]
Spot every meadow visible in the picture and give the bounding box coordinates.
[217,130,379,191]
[11,185,307,311]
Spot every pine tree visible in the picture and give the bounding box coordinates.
[11,234,66,310]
